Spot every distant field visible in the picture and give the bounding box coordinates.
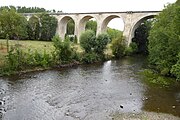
[0,39,112,67]
[0,39,54,53]
[0,39,55,66]
[0,39,84,66]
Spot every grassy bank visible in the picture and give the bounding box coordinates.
[0,39,83,65]
[0,39,53,67]
[0,38,110,76]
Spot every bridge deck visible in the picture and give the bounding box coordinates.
[23,11,161,16]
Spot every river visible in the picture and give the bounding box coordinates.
[0,56,180,120]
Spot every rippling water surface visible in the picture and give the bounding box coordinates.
[0,56,179,120]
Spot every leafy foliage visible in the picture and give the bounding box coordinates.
[27,15,40,40]
[85,20,97,33]
[132,20,152,54]
[39,14,58,41]
[0,8,28,39]
[124,42,138,56]
[111,34,126,58]
[148,2,180,79]
[0,5,62,13]
[0,7,58,41]
[171,53,180,81]
[0,44,52,76]
[79,30,110,63]
[66,19,75,35]
[52,35,74,63]
[80,30,96,53]
[82,52,98,64]
[107,28,123,41]
[94,33,110,55]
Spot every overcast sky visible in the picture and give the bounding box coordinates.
[0,0,176,12]
[0,0,176,30]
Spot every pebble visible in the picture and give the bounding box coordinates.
[120,105,123,109]
[0,101,3,105]
[65,112,70,116]
[172,106,176,109]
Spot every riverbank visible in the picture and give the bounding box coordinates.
[111,111,180,120]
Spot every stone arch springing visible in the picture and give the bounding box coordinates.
[58,16,75,39]
[101,15,124,33]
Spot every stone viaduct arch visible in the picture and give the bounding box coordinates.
[23,11,160,45]
[100,15,124,33]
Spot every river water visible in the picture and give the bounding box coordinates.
[0,56,180,120]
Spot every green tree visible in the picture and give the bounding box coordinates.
[0,8,28,39]
[148,2,180,77]
[80,30,96,53]
[66,19,75,35]
[111,34,126,58]
[176,0,180,5]
[171,53,180,81]
[107,28,123,41]
[39,14,58,41]
[27,15,40,40]
[85,20,97,33]
[132,20,152,54]
[52,35,74,63]
[17,6,46,13]
[94,33,110,55]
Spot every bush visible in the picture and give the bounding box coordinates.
[52,35,74,63]
[124,47,133,56]
[124,42,138,56]
[82,52,98,64]
[111,34,126,58]
[80,30,96,53]
[171,53,180,81]
[94,33,110,55]
[0,45,52,76]
[148,2,180,78]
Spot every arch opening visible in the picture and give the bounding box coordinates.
[79,15,97,35]
[85,18,97,34]
[58,16,75,39]
[131,15,156,54]
[102,15,124,41]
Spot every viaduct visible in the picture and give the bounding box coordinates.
[24,11,160,45]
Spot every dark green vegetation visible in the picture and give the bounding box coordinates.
[66,19,97,35]
[140,69,177,87]
[132,20,152,54]
[0,5,62,13]
[0,6,58,41]
[148,1,180,81]
[0,31,112,75]
[80,30,110,63]
[0,8,28,40]
[110,33,126,58]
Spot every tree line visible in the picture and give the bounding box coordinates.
[0,7,58,41]
[148,0,180,80]
[0,6,123,41]
[0,6,62,13]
